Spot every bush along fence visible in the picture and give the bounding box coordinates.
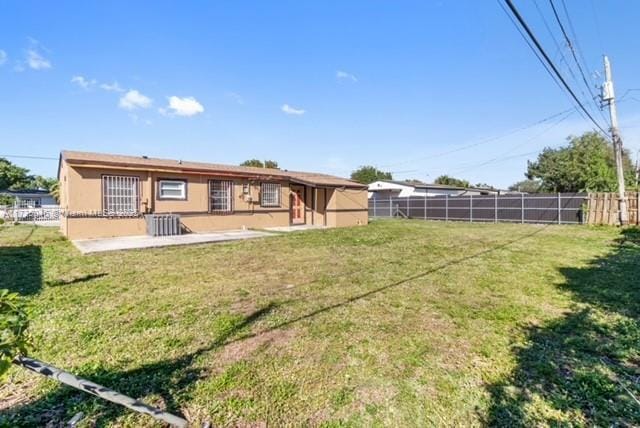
[369,193,587,225]
[585,191,640,225]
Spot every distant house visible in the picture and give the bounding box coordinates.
[0,189,58,208]
[57,150,369,240]
[368,180,500,199]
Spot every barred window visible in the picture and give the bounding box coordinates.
[102,175,140,215]
[261,183,281,207]
[210,180,233,212]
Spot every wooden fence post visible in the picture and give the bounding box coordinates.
[469,195,473,222]
[389,196,392,217]
[494,193,498,223]
[521,193,525,224]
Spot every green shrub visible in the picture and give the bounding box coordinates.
[0,289,31,380]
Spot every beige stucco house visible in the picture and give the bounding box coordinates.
[57,150,368,240]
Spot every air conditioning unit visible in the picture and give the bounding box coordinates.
[145,214,181,236]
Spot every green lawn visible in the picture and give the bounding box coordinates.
[0,220,638,427]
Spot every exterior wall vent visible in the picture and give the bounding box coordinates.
[145,214,181,236]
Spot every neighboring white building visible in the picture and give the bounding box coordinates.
[367,180,500,199]
[0,189,58,208]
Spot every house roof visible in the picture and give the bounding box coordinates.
[60,150,365,189]
[370,180,497,193]
[0,189,51,196]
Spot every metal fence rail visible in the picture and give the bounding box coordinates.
[0,207,61,225]
[369,193,587,225]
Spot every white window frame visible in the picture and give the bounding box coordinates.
[210,180,233,213]
[158,179,187,200]
[102,175,140,216]
[260,182,281,207]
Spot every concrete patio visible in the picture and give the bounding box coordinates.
[73,229,274,254]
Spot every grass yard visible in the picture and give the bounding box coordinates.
[0,220,639,426]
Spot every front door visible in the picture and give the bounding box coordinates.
[290,186,305,224]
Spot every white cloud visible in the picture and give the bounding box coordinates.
[100,81,124,92]
[71,75,96,90]
[336,70,358,82]
[281,104,305,116]
[162,96,205,117]
[0,50,7,66]
[118,90,152,110]
[26,49,51,70]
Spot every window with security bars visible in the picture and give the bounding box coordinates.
[260,183,281,207]
[102,175,140,215]
[210,180,233,212]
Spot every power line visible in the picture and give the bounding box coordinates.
[532,0,578,84]
[531,0,604,127]
[497,0,602,136]
[501,0,610,136]
[0,154,59,161]
[446,110,574,175]
[548,0,609,127]
[378,107,574,169]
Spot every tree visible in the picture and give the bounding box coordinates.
[509,179,542,193]
[240,159,279,169]
[434,175,470,188]
[474,182,497,190]
[0,158,30,190]
[404,179,425,185]
[526,132,635,192]
[0,158,58,192]
[350,166,393,184]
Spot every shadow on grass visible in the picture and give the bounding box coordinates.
[486,228,640,426]
[1,303,277,427]
[0,245,42,296]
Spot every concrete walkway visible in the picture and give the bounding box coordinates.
[73,229,273,254]
[263,225,327,233]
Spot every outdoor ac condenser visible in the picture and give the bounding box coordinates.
[145,214,182,237]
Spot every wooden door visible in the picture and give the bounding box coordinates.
[291,187,305,224]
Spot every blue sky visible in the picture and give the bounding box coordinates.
[1,1,640,188]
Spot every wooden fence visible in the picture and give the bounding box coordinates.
[585,192,640,225]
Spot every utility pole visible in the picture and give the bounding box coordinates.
[636,149,640,187]
[602,55,629,225]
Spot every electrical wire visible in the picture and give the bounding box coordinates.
[497,0,605,140]
[378,107,574,169]
[445,110,574,175]
[0,154,59,161]
[549,0,610,127]
[501,0,610,137]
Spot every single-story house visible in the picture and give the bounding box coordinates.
[57,150,368,240]
[368,180,500,199]
[0,189,58,209]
